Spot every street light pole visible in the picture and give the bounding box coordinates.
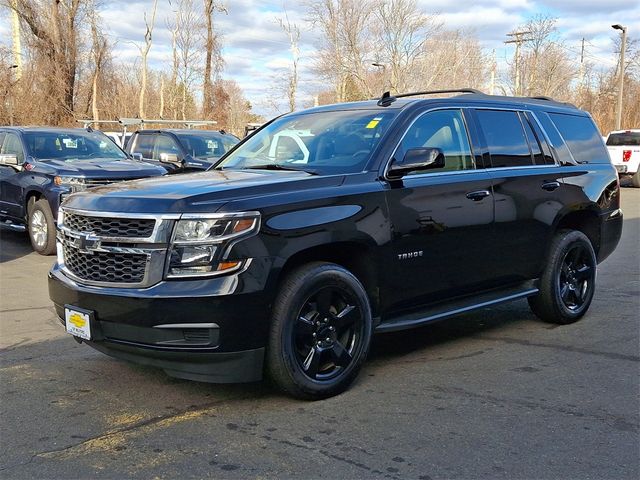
[612,24,627,130]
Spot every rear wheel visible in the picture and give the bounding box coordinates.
[528,230,597,324]
[28,199,56,255]
[267,262,373,400]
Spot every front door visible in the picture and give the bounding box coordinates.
[0,132,26,220]
[384,109,496,311]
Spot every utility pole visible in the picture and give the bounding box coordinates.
[505,30,533,96]
[579,38,585,88]
[489,49,496,95]
[612,24,627,130]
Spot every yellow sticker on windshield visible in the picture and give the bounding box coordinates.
[366,119,380,129]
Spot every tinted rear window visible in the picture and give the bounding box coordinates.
[475,110,533,168]
[606,132,640,146]
[548,113,609,164]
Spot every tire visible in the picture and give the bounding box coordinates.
[267,262,373,400]
[632,170,640,188]
[528,229,597,324]
[28,199,57,255]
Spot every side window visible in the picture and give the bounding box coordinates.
[132,134,155,159]
[520,113,546,165]
[154,135,181,160]
[548,113,609,164]
[1,133,25,163]
[0,133,5,148]
[399,109,474,173]
[476,110,533,168]
[524,112,556,165]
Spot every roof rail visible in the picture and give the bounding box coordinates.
[377,88,483,107]
[529,96,555,101]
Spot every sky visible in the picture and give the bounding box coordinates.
[2,0,640,117]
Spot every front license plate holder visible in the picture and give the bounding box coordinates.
[65,305,95,341]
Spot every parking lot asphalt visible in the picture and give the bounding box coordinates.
[1,189,638,480]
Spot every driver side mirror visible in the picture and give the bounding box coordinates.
[159,152,181,165]
[0,154,22,171]
[387,147,445,179]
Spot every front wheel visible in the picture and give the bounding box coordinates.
[528,230,597,324]
[28,199,57,255]
[267,262,373,400]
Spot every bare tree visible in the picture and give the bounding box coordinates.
[202,0,226,118]
[138,0,159,118]
[89,5,108,127]
[5,0,87,123]
[372,0,441,93]
[277,7,301,112]
[168,0,203,120]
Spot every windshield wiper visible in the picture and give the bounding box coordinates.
[245,163,318,175]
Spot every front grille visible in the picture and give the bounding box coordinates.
[85,178,141,187]
[62,241,147,284]
[64,213,155,238]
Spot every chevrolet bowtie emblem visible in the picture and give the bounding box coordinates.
[75,233,101,254]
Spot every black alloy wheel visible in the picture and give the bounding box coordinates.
[293,286,364,381]
[528,229,597,324]
[557,243,596,312]
[267,262,373,399]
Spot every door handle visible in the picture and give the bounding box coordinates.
[466,190,491,201]
[541,181,561,191]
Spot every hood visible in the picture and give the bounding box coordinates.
[62,169,345,214]
[36,157,166,178]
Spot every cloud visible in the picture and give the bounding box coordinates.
[2,0,639,117]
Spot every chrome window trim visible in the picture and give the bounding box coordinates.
[382,106,477,181]
[382,105,565,181]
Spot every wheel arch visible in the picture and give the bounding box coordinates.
[273,241,381,318]
[552,207,601,256]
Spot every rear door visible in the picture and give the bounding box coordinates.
[472,108,565,283]
[384,108,496,310]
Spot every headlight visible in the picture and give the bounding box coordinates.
[167,212,260,278]
[54,176,86,192]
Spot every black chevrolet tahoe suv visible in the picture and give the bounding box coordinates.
[48,90,623,399]
[125,129,240,173]
[0,127,166,254]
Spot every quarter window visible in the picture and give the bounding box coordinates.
[399,109,474,173]
[549,113,609,164]
[476,110,533,168]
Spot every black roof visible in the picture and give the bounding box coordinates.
[298,92,581,115]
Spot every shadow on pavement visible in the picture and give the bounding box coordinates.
[0,229,34,263]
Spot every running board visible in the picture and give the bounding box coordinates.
[1,220,26,232]
[376,283,539,333]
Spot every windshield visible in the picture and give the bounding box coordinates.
[176,132,239,159]
[607,132,640,146]
[217,110,397,175]
[24,131,127,161]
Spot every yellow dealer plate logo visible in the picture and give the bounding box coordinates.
[65,307,91,341]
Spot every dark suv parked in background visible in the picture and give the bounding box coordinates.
[125,129,240,173]
[0,127,165,254]
[49,90,622,399]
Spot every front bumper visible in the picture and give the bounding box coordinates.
[48,266,272,383]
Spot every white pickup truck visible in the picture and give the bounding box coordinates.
[606,129,640,187]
